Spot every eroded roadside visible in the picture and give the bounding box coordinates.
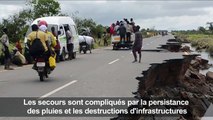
[112,36,213,120]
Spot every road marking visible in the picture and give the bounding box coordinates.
[40,80,77,98]
[108,59,119,65]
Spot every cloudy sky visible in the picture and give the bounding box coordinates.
[0,0,213,30]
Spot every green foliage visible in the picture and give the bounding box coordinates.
[176,32,213,54]
[0,9,31,43]
[209,23,213,33]
[198,26,206,34]
[73,17,96,35]
[73,16,107,38]
[0,0,108,50]
[0,0,61,44]
[31,0,61,19]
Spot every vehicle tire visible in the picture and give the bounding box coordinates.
[60,48,66,61]
[72,52,76,59]
[83,49,87,54]
[113,44,117,50]
[39,72,44,81]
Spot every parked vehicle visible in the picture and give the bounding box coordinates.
[78,35,94,54]
[24,16,79,62]
[79,41,88,54]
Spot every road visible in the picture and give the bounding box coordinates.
[0,34,187,120]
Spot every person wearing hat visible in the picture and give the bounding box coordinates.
[0,28,14,70]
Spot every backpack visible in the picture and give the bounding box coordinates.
[29,32,45,57]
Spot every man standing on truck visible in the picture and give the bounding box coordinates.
[132,25,143,63]
[118,22,126,44]
[126,21,133,42]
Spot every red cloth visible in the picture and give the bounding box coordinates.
[15,41,23,54]
[110,26,115,35]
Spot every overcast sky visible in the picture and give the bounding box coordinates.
[0,0,213,30]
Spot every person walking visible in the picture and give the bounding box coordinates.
[0,28,14,70]
[132,25,143,63]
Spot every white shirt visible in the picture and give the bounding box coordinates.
[0,33,9,51]
[66,30,73,44]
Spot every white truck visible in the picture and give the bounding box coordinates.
[111,34,135,50]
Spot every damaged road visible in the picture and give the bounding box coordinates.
[0,34,212,120]
[113,35,213,120]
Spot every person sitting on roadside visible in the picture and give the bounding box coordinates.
[15,39,23,54]
[12,47,26,66]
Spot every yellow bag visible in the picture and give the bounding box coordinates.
[49,56,56,68]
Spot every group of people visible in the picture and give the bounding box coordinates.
[0,18,142,71]
[0,28,29,70]
[110,18,143,63]
[0,19,75,70]
[109,18,137,43]
[27,20,74,70]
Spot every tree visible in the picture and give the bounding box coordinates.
[1,9,32,43]
[207,22,213,33]
[0,0,62,43]
[198,26,206,33]
[73,17,97,35]
[30,0,61,19]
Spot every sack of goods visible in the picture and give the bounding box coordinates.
[49,56,56,69]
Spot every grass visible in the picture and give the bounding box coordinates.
[176,33,213,54]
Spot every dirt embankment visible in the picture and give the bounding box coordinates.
[112,38,213,120]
